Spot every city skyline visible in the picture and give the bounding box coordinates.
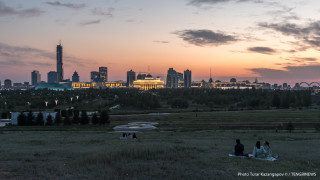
[1,0,320,84]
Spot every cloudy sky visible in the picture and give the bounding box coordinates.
[1,0,320,84]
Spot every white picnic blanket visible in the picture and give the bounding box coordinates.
[228,154,277,161]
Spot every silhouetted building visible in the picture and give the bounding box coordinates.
[72,71,80,82]
[137,73,146,80]
[283,83,288,89]
[230,78,237,82]
[31,70,41,86]
[184,69,191,88]
[4,79,12,89]
[177,72,184,82]
[57,42,63,82]
[209,68,213,83]
[127,70,136,87]
[166,68,178,88]
[48,71,58,83]
[99,67,108,82]
[91,71,100,82]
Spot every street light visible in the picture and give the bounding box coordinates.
[76,95,79,100]
[70,97,73,103]
[55,99,58,106]
[44,101,48,126]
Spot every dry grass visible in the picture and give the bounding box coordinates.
[0,130,319,179]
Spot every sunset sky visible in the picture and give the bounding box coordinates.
[1,0,320,84]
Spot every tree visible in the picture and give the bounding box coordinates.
[36,112,44,126]
[171,98,189,109]
[55,112,62,125]
[46,114,53,125]
[80,110,89,125]
[64,111,72,125]
[17,112,27,126]
[72,111,80,124]
[26,111,34,125]
[100,110,110,124]
[271,94,280,108]
[92,112,99,125]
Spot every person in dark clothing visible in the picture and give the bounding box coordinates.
[234,139,244,156]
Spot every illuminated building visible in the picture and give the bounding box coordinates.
[133,72,164,90]
[72,82,96,89]
[90,71,100,82]
[99,67,108,82]
[105,81,127,88]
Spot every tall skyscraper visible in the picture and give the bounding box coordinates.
[166,68,178,88]
[184,69,191,88]
[127,70,136,87]
[4,79,12,89]
[57,42,63,82]
[47,71,58,83]
[99,67,108,82]
[31,70,41,86]
[72,71,80,82]
[91,71,100,82]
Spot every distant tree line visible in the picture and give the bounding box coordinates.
[16,110,109,126]
[0,88,314,112]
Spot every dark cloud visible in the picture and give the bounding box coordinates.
[80,20,101,26]
[46,1,86,9]
[0,1,44,17]
[250,65,320,82]
[285,57,317,63]
[0,42,89,67]
[259,21,320,50]
[247,46,277,55]
[92,8,114,18]
[175,29,238,46]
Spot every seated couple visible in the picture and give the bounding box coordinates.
[234,139,277,159]
[120,133,137,140]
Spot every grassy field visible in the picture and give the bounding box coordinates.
[0,109,319,179]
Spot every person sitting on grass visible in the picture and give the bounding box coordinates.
[264,141,279,159]
[127,133,133,139]
[234,139,244,156]
[252,141,266,158]
[120,133,127,139]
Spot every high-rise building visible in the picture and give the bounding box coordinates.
[4,79,12,89]
[47,71,58,83]
[99,67,108,83]
[57,42,63,82]
[127,70,136,87]
[177,72,184,82]
[91,71,100,82]
[31,70,41,86]
[72,71,80,82]
[166,68,178,88]
[184,69,191,88]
